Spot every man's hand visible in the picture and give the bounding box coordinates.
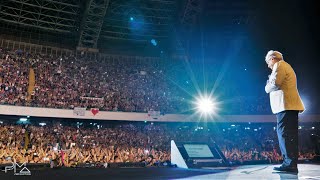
[265,73,279,93]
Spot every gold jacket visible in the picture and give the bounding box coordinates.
[265,60,305,114]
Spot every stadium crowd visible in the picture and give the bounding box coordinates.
[0,121,171,167]
[0,47,189,114]
[0,47,317,168]
[0,47,272,115]
[0,120,317,167]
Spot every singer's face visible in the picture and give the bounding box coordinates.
[266,58,276,70]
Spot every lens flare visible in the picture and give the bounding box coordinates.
[194,94,219,117]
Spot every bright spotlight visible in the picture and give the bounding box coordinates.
[195,96,217,115]
[39,123,46,126]
[130,17,134,21]
[19,118,28,122]
[197,99,214,113]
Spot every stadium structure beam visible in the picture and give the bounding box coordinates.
[180,0,203,28]
[77,0,110,50]
[174,0,204,58]
[0,0,80,33]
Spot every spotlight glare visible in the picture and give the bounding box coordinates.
[19,118,28,122]
[195,96,217,115]
[151,39,157,46]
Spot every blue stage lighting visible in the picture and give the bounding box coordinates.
[130,17,134,21]
[151,39,157,46]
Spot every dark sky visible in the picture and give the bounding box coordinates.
[190,0,320,113]
[252,0,320,112]
[255,0,319,68]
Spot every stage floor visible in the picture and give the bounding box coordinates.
[1,163,319,180]
[181,164,320,180]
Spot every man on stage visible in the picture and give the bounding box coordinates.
[264,50,305,173]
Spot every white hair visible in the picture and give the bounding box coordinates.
[265,50,283,63]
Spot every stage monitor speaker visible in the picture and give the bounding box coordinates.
[171,140,228,169]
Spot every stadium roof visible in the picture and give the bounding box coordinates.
[0,0,256,55]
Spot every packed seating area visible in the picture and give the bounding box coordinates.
[0,46,318,168]
[0,47,187,113]
[0,47,274,115]
[0,119,318,167]
[0,121,171,167]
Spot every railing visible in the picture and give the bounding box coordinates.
[0,38,74,57]
[0,38,162,65]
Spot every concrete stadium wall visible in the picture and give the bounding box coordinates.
[0,105,319,123]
